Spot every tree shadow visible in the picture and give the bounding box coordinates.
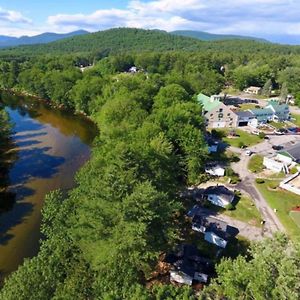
[0,201,34,245]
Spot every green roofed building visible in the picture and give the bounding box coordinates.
[197,93,238,128]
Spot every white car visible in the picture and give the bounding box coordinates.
[245,150,252,156]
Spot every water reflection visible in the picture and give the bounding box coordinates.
[0,91,97,278]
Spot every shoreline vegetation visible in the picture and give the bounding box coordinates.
[0,108,16,213]
[0,88,94,120]
[0,28,300,299]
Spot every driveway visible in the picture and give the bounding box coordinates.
[188,205,264,241]
[229,143,286,236]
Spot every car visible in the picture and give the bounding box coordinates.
[251,130,260,136]
[274,130,284,135]
[272,145,283,150]
[245,150,252,156]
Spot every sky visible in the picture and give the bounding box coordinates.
[1,0,300,44]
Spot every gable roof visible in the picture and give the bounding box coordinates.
[248,108,274,115]
[204,185,235,202]
[192,215,229,239]
[197,93,221,112]
[266,101,289,114]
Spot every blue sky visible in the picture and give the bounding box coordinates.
[1,0,300,44]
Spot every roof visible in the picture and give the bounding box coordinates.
[246,86,262,91]
[248,108,273,115]
[204,185,235,202]
[266,101,289,114]
[192,215,229,239]
[165,244,212,279]
[197,93,221,112]
[236,111,255,118]
[281,143,300,161]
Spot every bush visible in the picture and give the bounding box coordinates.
[238,141,245,148]
[258,132,266,139]
[226,203,235,211]
[268,182,278,190]
[290,167,299,174]
[256,178,265,184]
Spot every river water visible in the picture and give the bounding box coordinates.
[0,92,97,280]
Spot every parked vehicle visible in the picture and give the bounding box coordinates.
[245,149,252,156]
[251,130,260,136]
[272,145,283,150]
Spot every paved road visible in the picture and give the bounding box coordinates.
[229,143,286,237]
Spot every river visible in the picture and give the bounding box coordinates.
[0,92,97,280]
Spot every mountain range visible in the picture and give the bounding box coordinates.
[0,30,88,48]
[0,29,269,49]
[170,30,269,43]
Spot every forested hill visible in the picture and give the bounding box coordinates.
[0,28,203,58]
[1,27,300,60]
[170,30,269,43]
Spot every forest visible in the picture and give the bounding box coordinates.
[0,28,300,299]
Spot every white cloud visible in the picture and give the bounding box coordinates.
[46,0,300,38]
[0,7,31,24]
[3,0,300,41]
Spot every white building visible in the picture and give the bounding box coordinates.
[205,165,225,177]
[204,185,235,208]
[192,215,230,248]
[244,86,262,95]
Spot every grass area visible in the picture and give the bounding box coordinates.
[248,155,264,173]
[269,121,287,129]
[290,211,300,228]
[217,129,262,148]
[291,114,300,127]
[207,194,262,227]
[238,103,259,110]
[256,180,300,240]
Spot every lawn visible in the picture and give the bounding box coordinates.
[239,103,259,111]
[207,194,262,227]
[256,180,300,240]
[269,121,287,129]
[218,129,262,148]
[290,211,300,229]
[291,114,300,127]
[248,155,264,173]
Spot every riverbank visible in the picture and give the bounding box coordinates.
[0,88,94,121]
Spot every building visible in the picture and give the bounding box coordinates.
[205,136,220,153]
[263,143,300,173]
[198,93,238,128]
[165,244,212,285]
[204,185,235,208]
[235,111,258,127]
[205,165,225,177]
[247,108,274,124]
[244,86,262,95]
[280,172,300,196]
[263,155,290,173]
[248,101,290,124]
[192,215,230,248]
[265,101,290,122]
[278,143,300,163]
